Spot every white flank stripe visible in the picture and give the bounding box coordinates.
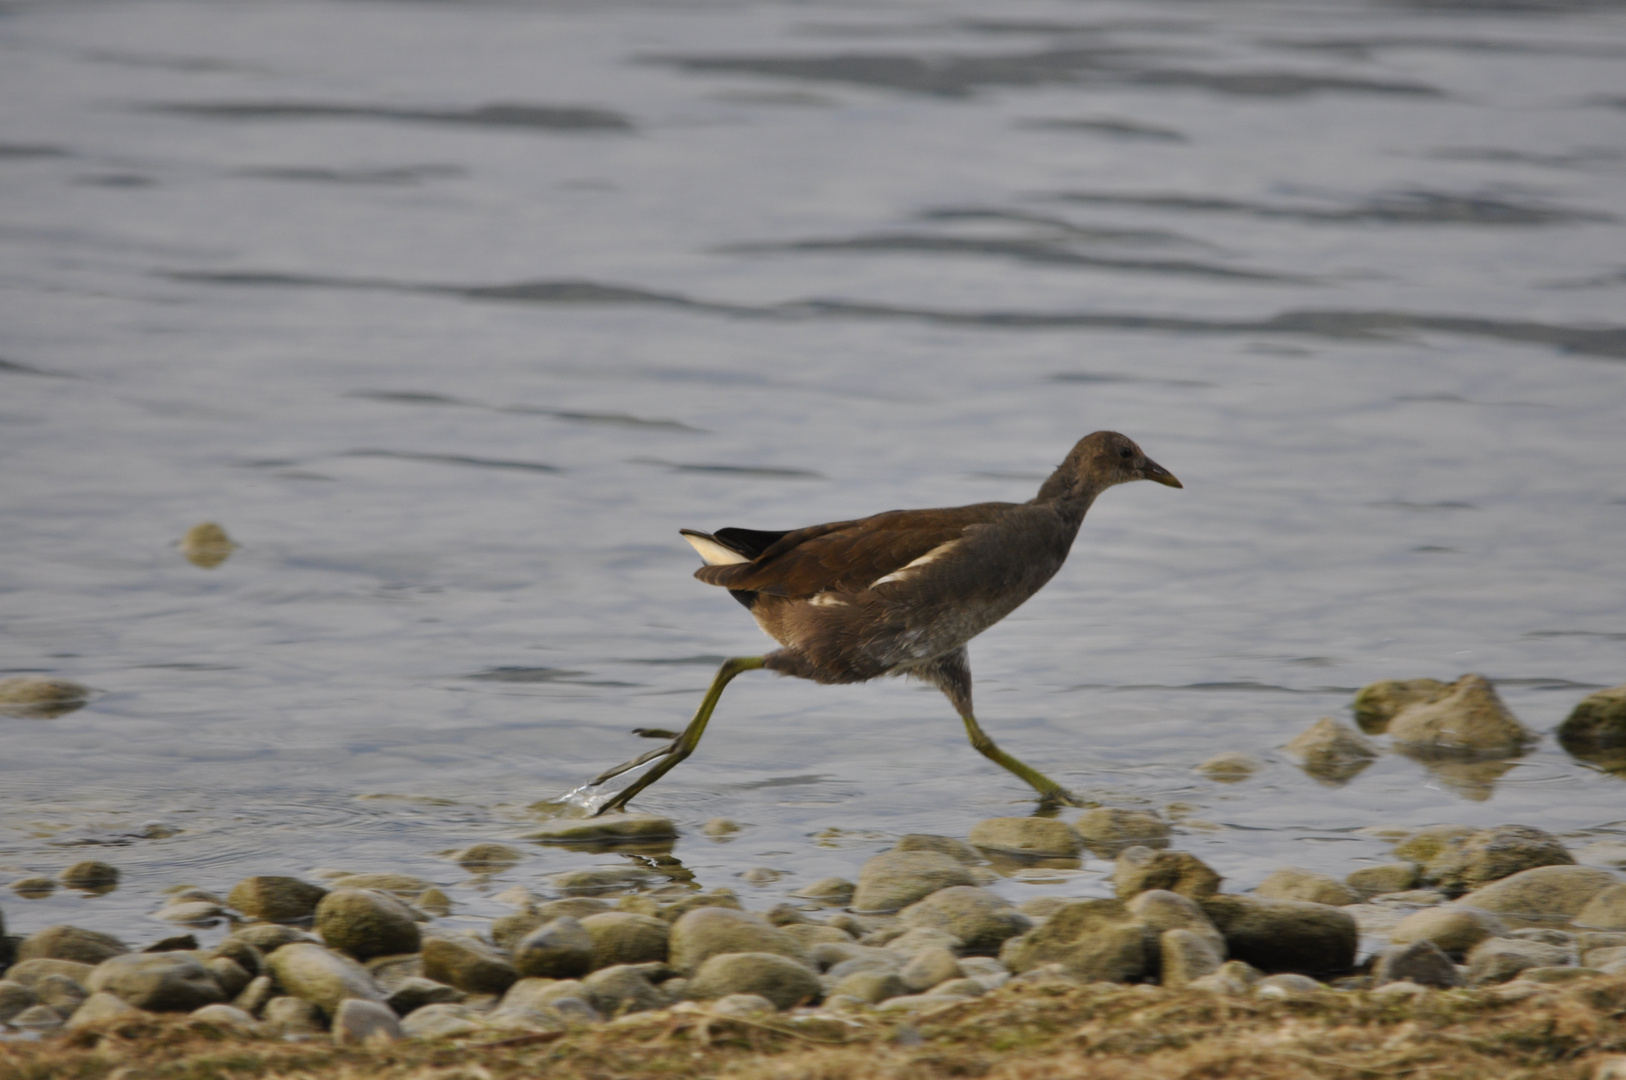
[870,539,960,587]
[809,593,848,607]
[683,533,750,566]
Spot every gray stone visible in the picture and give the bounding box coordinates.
[1556,684,1626,751]
[266,942,386,1014]
[421,936,517,995]
[711,993,776,1016]
[514,917,595,979]
[897,886,1032,953]
[779,924,855,950]
[527,814,677,845]
[1125,889,1225,957]
[325,873,435,896]
[230,924,317,953]
[791,877,856,904]
[999,899,1148,983]
[0,981,39,1023]
[850,850,979,913]
[1576,884,1626,930]
[205,956,252,1000]
[86,952,225,1012]
[1187,959,1261,996]
[1160,928,1223,988]
[1256,973,1323,998]
[498,976,598,1019]
[687,952,822,1010]
[1454,865,1619,919]
[1255,868,1363,907]
[59,861,120,891]
[1388,905,1507,958]
[1284,718,1377,783]
[580,964,665,1017]
[63,992,140,1029]
[899,946,962,993]
[1466,937,1571,985]
[967,817,1082,859]
[491,909,546,951]
[17,924,128,965]
[228,876,328,922]
[1387,674,1536,755]
[316,889,422,960]
[883,927,965,958]
[1072,809,1171,856]
[4,958,95,988]
[386,976,464,1015]
[0,675,90,718]
[453,843,523,873]
[190,1004,261,1033]
[33,973,88,1015]
[579,911,669,969]
[1199,895,1357,975]
[1195,752,1261,782]
[1373,940,1461,988]
[263,995,326,1033]
[668,907,806,974]
[333,998,403,1045]
[208,937,264,978]
[416,889,452,918]
[156,901,226,925]
[401,1002,484,1039]
[1352,678,1449,734]
[1346,864,1420,897]
[894,835,984,864]
[234,975,276,1016]
[1393,825,1476,870]
[828,969,907,1003]
[365,953,424,993]
[10,876,55,899]
[1113,847,1222,900]
[9,1004,64,1031]
[550,867,657,896]
[1427,825,1574,894]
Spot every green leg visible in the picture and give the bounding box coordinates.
[593,656,766,815]
[961,713,1082,807]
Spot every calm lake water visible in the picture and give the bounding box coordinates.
[2,0,1624,946]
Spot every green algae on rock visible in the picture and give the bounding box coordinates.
[527,814,678,845]
[1557,683,1626,753]
[1352,678,1448,734]
[1387,674,1536,756]
[0,676,90,719]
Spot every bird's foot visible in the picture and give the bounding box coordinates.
[1038,787,1088,810]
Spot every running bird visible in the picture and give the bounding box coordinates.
[588,431,1181,814]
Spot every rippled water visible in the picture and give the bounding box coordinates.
[3,0,1624,945]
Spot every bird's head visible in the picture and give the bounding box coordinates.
[1037,431,1182,502]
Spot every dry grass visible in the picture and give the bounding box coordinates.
[6,978,1626,1080]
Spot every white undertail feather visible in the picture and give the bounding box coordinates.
[683,532,750,566]
[870,539,961,587]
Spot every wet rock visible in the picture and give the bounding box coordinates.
[453,843,522,873]
[1466,937,1571,985]
[1393,824,1476,869]
[1071,808,1170,856]
[711,992,776,1017]
[1352,678,1449,734]
[316,888,422,961]
[967,817,1081,859]
[687,952,821,1010]
[780,924,854,951]
[1256,973,1323,998]
[332,997,402,1045]
[0,981,39,1023]
[421,936,517,995]
[1113,847,1222,900]
[204,957,251,1000]
[385,975,464,1019]
[580,964,665,1016]
[930,976,986,998]
[230,924,318,953]
[1576,884,1626,930]
[1187,959,1261,996]
[63,992,140,1028]
[263,995,326,1033]
[811,942,890,973]
[828,968,907,1003]
[144,933,202,953]
[234,975,275,1016]
[34,973,88,1015]
[512,917,594,979]
[1126,890,1226,957]
[668,907,806,974]
[1199,895,1357,975]
[189,1003,261,1033]
[850,850,979,913]
[1346,863,1420,897]
[1373,940,1461,988]
[791,877,856,905]
[579,911,668,969]
[1284,718,1377,783]
[1454,865,1618,919]
[1160,928,1224,988]
[87,953,224,1012]
[882,927,964,957]
[1388,905,1507,958]
[1556,684,1626,752]
[11,876,56,899]
[1388,674,1535,755]
[550,866,657,896]
[180,522,235,568]
[18,925,128,965]
[1426,825,1574,894]
[897,886,1031,954]
[9,1004,64,1031]
[60,860,119,892]
[266,942,386,1013]
[1195,752,1261,782]
[527,814,677,844]
[649,888,744,923]
[5,958,95,988]
[326,873,434,896]
[228,876,328,922]
[0,676,90,719]
[1255,868,1362,907]
[156,901,226,925]
[498,976,599,1020]
[999,899,1147,983]
[490,910,546,951]
[895,835,984,864]
[898,945,962,993]
[402,1001,485,1039]
[415,889,452,917]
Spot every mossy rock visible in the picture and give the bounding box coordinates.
[1557,684,1626,751]
[1352,678,1448,734]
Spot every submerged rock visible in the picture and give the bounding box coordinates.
[1255,868,1362,907]
[967,817,1081,859]
[1194,752,1261,782]
[1352,678,1448,735]
[59,861,119,892]
[0,676,90,719]
[1387,674,1535,756]
[326,873,434,896]
[1113,847,1222,901]
[1072,809,1170,856]
[527,814,677,844]
[1283,718,1377,783]
[1425,825,1573,894]
[850,851,979,913]
[1557,684,1626,752]
[550,867,656,896]
[228,876,328,922]
[1453,865,1619,919]
[452,843,522,873]
[894,835,984,864]
[1388,905,1507,958]
[180,522,235,568]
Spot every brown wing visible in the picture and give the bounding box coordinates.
[693,502,1017,598]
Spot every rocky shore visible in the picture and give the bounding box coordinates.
[2,677,1625,1077]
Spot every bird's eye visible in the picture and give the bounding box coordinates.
[1118,447,1133,460]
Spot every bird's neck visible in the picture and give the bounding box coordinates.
[1029,483,1100,527]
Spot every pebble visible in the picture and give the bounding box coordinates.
[526,813,677,844]
[1555,683,1626,752]
[1071,808,1171,856]
[894,835,984,864]
[1113,847,1222,900]
[897,886,1032,953]
[702,818,741,838]
[0,982,39,1024]
[190,1003,261,1033]
[1454,865,1619,919]
[1466,937,1571,985]
[63,992,140,1028]
[898,945,962,993]
[967,817,1082,858]
[580,911,670,969]
[316,888,423,960]
[332,998,403,1045]
[829,969,908,1003]
[850,850,979,913]
[1373,940,1461,988]
[263,995,326,1034]
[11,876,56,899]
[402,1002,485,1039]
[1426,825,1574,894]
[1256,973,1323,998]
[1255,868,1363,907]
[1352,678,1448,734]
[421,936,517,995]
[415,887,453,917]
[87,953,225,1012]
[668,906,806,973]
[266,942,386,1013]
[551,866,657,895]
[512,916,595,979]
[1126,890,1226,956]
[205,957,252,999]
[234,975,275,1015]
[451,843,521,872]
[1576,884,1626,930]
[59,860,120,891]
[791,877,856,904]
[1000,899,1147,983]
[18,925,128,965]
[1388,905,1507,958]
[1194,752,1261,782]
[228,875,329,922]
[1283,718,1377,784]
[580,964,667,1016]
[0,676,90,719]
[6,958,96,988]
[1346,863,1420,897]
[1160,928,1224,987]
[180,522,235,568]
[1387,674,1536,756]
[686,952,821,1010]
[1200,895,1357,975]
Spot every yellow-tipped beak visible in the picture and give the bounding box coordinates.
[1143,458,1182,488]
